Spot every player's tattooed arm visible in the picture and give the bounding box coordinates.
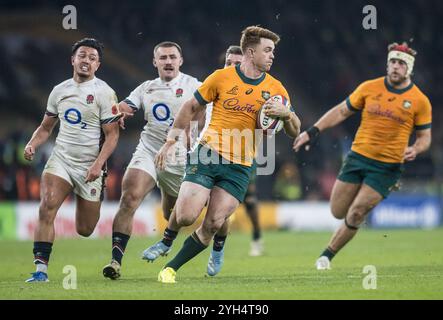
[24,115,59,161]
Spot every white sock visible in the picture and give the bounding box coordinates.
[36,263,48,273]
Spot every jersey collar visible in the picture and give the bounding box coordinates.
[72,76,96,86]
[235,64,266,86]
[384,77,414,94]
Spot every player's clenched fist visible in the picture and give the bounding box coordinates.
[404,146,417,162]
[24,144,35,161]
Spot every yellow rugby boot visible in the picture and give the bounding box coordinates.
[158,267,176,283]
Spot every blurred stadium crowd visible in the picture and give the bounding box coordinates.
[0,0,441,201]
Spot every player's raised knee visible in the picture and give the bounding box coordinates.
[76,223,95,237]
[330,203,348,219]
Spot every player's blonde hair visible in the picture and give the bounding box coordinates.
[240,26,280,53]
[153,41,183,57]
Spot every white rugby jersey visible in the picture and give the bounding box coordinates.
[46,77,119,166]
[124,72,201,174]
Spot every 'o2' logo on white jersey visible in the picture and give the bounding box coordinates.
[152,103,174,129]
[152,103,170,121]
[64,108,87,129]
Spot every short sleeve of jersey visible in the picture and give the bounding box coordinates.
[98,85,120,124]
[124,82,145,111]
[415,97,432,130]
[45,87,58,117]
[346,82,367,111]
[194,70,221,105]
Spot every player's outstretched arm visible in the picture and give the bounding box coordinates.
[293,100,354,152]
[155,97,205,170]
[116,101,135,130]
[24,115,59,161]
[404,128,431,162]
[85,122,119,182]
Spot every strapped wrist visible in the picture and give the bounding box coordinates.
[306,126,320,140]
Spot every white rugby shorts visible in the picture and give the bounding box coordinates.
[126,144,184,197]
[43,153,105,202]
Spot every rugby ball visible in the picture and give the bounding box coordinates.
[256,95,290,135]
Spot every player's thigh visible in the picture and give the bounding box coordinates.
[363,163,403,199]
[332,151,369,218]
[68,163,106,205]
[204,186,240,228]
[215,159,252,202]
[123,145,158,198]
[348,184,384,218]
[121,168,156,205]
[330,180,361,219]
[174,181,211,225]
[39,172,73,214]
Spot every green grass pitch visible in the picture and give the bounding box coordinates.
[1,229,442,299]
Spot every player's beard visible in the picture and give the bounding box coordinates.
[388,71,407,86]
[161,68,177,82]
